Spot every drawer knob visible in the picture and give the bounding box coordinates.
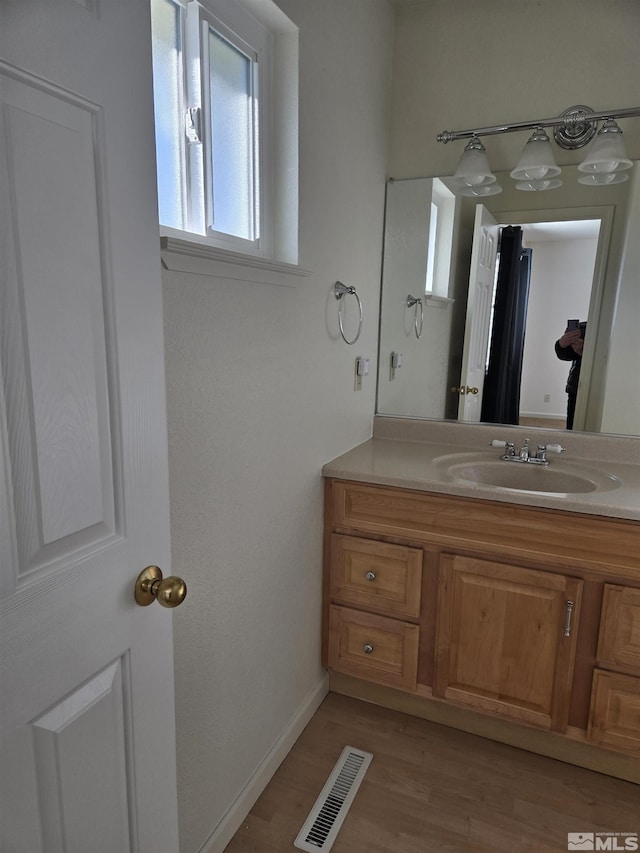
[365,571,376,582]
[363,643,374,654]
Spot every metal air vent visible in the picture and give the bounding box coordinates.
[293,745,373,851]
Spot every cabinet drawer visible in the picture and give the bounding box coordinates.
[328,605,419,691]
[597,585,640,673]
[330,534,422,619]
[588,669,640,754]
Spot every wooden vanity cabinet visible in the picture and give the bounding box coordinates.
[323,478,640,775]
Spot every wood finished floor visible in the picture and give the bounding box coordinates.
[224,692,639,853]
[519,417,567,430]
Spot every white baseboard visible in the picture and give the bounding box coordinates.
[520,411,565,421]
[198,672,330,853]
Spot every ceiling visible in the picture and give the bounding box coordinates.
[521,219,601,244]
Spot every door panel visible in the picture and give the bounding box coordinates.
[0,2,179,851]
[1,72,119,580]
[458,204,498,421]
[31,659,132,853]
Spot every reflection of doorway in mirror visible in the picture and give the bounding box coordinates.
[518,220,600,431]
[458,205,498,422]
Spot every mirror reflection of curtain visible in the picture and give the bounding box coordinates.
[481,226,532,425]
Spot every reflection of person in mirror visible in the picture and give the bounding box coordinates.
[555,322,586,430]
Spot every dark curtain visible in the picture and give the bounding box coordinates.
[481,226,532,425]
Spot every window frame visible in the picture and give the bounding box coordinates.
[152,0,280,262]
[196,0,273,257]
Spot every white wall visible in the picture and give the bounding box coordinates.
[163,3,393,851]
[389,0,640,179]
[520,237,597,419]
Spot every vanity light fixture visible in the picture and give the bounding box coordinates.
[438,105,640,192]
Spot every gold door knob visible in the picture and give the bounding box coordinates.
[451,385,479,395]
[134,566,187,608]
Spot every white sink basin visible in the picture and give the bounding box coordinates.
[433,452,621,496]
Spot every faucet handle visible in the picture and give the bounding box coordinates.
[490,439,515,457]
[545,443,565,454]
[535,442,565,461]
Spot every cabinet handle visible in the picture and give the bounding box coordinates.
[563,599,575,637]
[363,643,374,654]
[365,571,376,582]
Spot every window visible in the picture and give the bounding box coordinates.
[424,201,438,295]
[151,0,298,265]
[424,178,456,301]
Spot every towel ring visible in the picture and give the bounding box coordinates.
[407,295,424,339]
[334,281,363,345]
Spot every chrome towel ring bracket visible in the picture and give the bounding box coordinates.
[334,281,363,345]
[407,294,424,339]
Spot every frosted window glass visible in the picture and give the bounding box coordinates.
[151,0,184,230]
[209,30,255,240]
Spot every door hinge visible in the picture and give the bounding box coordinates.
[185,107,202,144]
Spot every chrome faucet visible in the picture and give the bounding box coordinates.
[490,438,565,466]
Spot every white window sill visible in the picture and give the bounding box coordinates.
[425,294,455,306]
[160,234,311,287]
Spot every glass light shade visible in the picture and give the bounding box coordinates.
[452,137,496,187]
[578,120,632,173]
[577,171,629,186]
[510,127,561,181]
[515,177,563,192]
[459,183,502,197]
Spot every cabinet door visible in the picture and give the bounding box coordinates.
[435,555,582,732]
[597,585,640,672]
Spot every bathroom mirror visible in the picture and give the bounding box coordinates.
[376,163,639,437]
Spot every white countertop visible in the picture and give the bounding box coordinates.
[322,420,640,521]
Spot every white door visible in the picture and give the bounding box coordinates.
[457,204,499,421]
[0,3,180,852]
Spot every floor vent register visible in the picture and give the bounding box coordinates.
[293,745,373,852]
